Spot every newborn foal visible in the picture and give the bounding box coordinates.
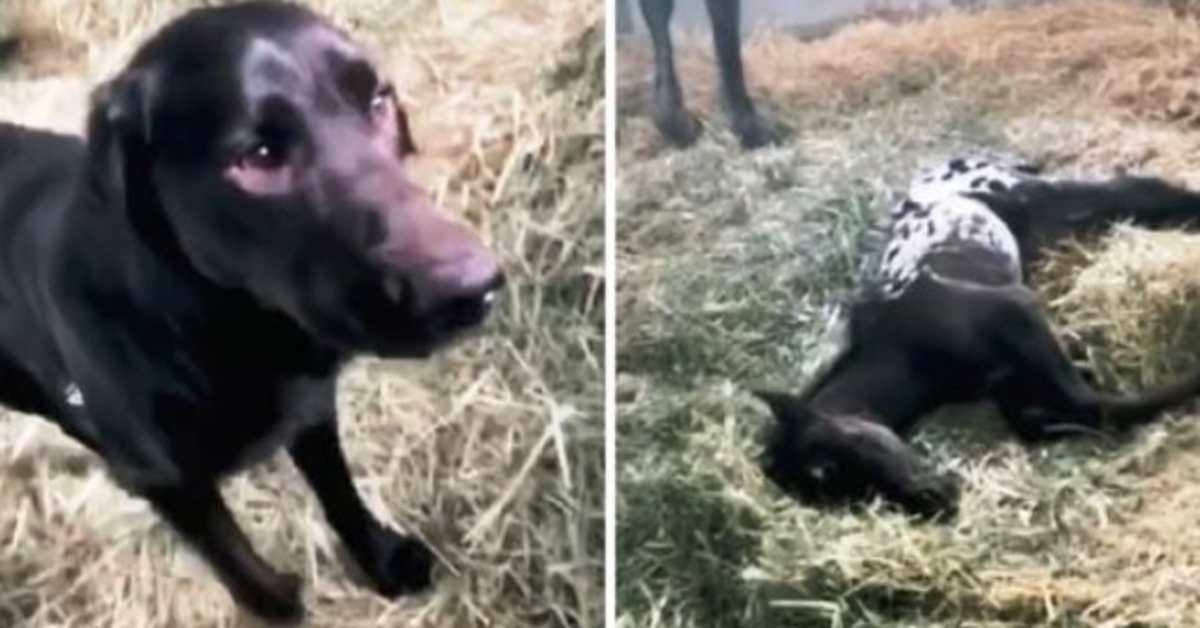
[755,158,1200,519]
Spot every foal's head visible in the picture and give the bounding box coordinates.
[752,390,959,521]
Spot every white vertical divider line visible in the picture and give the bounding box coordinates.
[603,0,618,624]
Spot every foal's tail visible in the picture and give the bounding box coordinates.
[980,174,1200,254]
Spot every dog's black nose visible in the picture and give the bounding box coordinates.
[398,250,504,322]
[428,250,503,304]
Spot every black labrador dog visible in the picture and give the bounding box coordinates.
[754,157,1200,520]
[638,0,783,148]
[0,1,502,622]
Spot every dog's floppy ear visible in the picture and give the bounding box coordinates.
[85,70,186,260]
[85,71,153,214]
[750,389,815,428]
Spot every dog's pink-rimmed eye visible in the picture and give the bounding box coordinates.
[236,141,288,171]
[226,138,293,196]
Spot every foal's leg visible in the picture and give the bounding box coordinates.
[639,0,702,146]
[702,0,784,148]
[828,417,960,521]
[989,295,1200,441]
[988,175,1200,266]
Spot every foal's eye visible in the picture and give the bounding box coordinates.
[807,461,836,484]
[369,83,395,117]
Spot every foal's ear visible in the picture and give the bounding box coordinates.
[750,389,815,427]
[390,91,418,158]
[85,71,153,214]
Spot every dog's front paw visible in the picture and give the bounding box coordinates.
[361,533,436,598]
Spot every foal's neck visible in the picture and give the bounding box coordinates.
[803,347,932,434]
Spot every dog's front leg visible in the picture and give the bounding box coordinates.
[142,483,303,623]
[289,420,435,598]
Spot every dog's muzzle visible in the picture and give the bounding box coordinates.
[383,249,505,335]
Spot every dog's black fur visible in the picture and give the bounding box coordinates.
[638,0,784,149]
[0,2,503,622]
[754,158,1200,521]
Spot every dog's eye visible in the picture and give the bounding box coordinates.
[238,141,288,171]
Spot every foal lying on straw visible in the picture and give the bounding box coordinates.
[755,157,1200,520]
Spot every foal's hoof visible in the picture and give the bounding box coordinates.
[907,475,961,523]
[652,105,702,148]
[0,37,17,64]
[364,533,436,598]
[731,111,786,150]
[241,572,305,625]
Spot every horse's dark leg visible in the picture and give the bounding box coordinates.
[639,0,701,146]
[0,38,17,64]
[702,0,784,148]
[990,295,1200,441]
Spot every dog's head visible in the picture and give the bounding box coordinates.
[751,390,958,521]
[85,1,502,357]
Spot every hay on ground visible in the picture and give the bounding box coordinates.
[1039,227,1200,389]
[619,1,1200,626]
[0,1,602,627]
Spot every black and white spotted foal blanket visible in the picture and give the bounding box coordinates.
[877,157,1038,298]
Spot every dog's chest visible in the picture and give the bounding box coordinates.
[228,375,334,471]
[65,371,336,482]
[876,158,1030,298]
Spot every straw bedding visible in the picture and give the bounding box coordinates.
[618,1,1200,626]
[0,1,603,626]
